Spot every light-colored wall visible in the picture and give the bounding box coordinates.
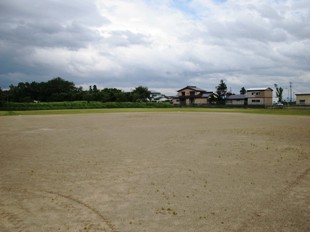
[176,88,207,105]
[194,98,208,104]
[247,90,273,105]
[296,95,310,105]
[226,99,245,105]
[178,88,201,96]
[246,90,272,98]
[172,98,180,105]
[264,96,273,105]
[247,98,264,105]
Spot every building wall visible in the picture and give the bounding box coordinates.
[226,99,245,105]
[247,98,264,105]
[246,90,272,98]
[177,88,201,97]
[296,94,310,105]
[176,87,208,105]
[247,90,273,105]
[194,98,208,104]
[172,98,180,105]
[264,96,273,105]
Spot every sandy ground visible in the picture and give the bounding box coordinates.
[0,112,309,232]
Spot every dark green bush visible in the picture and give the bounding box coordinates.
[0,101,173,111]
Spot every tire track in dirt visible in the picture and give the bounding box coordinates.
[235,167,310,232]
[0,209,29,232]
[0,187,118,232]
[282,167,310,193]
[45,191,119,232]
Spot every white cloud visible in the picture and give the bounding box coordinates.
[0,0,309,95]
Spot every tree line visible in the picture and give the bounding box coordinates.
[0,77,283,105]
[0,77,151,103]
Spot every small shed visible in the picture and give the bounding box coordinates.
[296,93,310,105]
[226,95,247,105]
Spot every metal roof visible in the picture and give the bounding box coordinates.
[201,92,215,97]
[247,87,273,91]
[226,94,247,100]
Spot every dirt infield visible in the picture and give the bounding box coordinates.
[0,112,309,232]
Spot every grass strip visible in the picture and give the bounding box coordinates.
[1,107,310,116]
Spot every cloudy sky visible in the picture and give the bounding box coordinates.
[0,0,309,97]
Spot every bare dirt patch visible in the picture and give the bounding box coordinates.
[0,112,309,232]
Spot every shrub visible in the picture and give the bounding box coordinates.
[0,101,173,111]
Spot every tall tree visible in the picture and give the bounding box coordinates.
[240,87,246,95]
[93,85,98,92]
[274,84,283,102]
[216,79,227,98]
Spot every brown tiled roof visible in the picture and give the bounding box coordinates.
[177,86,207,92]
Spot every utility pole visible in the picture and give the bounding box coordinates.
[289,82,292,102]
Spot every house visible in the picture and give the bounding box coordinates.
[296,93,310,105]
[246,88,273,106]
[226,94,247,105]
[150,91,171,102]
[172,86,214,106]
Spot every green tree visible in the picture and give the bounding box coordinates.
[274,84,283,102]
[83,91,94,102]
[99,88,127,102]
[208,94,218,105]
[91,85,101,101]
[44,77,76,101]
[9,82,32,102]
[240,87,246,95]
[93,85,98,92]
[6,77,81,102]
[216,80,227,97]
[0,88,3,105]
[131,86,150,102]
[215,80,227,104]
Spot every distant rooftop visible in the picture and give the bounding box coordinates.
[247,87,273,91]
[177,86,207,92]
[226,94,247,100]
[201,92,215,97]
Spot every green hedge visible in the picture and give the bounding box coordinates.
[0,101,173,111]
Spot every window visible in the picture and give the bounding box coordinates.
[300,99,305,105]
[252,99,261,103]
[190,91,195,96]
[182,92,185,96]
[256,92,260,95]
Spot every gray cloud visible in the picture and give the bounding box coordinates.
[0,21,100,50]
[0,0,107,50]
[102,30,151,47]
[0,0,309,96]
